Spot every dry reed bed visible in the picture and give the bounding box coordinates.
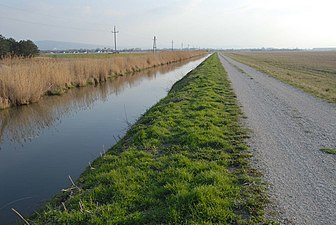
[0,60,193,144]
[0,51,206,109]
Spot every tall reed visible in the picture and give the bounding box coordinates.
[0,51,206,109]
[0,59,195,144]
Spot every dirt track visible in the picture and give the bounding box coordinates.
[219,53,336,225]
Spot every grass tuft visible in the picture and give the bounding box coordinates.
[320,148,336,155]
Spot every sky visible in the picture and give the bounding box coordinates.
[0,0,335,49]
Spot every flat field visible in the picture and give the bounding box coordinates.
[225,51,336,103]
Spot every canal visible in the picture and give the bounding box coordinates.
[0,56,207,224]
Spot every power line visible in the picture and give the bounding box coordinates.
[0,3,202,50]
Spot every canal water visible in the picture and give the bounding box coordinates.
[0,56,207,224]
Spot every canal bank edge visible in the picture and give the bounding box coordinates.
[0,51,206,110]
[30,53,271,224]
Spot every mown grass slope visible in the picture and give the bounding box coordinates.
[224,51,336,103]
[31,54,270,224]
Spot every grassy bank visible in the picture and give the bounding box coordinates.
[0,51,205,109]
[30,54,270,224]
[224,51,336,103]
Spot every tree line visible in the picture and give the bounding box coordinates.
[0,34,39,58]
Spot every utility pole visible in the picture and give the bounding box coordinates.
[153,36,157,53]
[111,26,119,53]
[181,42,183,50]
[171,40,174,51]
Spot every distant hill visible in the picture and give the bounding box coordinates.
[35,40,111,51]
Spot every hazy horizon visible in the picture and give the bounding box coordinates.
[1,0,335,49]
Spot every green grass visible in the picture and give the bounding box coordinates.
[30,54,271,224]
[320,148,336,155]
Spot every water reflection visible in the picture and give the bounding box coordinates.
[0,56,207,225]
[0,59,197,146]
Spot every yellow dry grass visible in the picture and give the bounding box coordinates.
[0,51,206,109]
[0,60,193,144]
[225,51,336,103]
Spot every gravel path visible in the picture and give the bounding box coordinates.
[219,53,336,225]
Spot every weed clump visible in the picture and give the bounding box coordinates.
[320,148,336,155]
